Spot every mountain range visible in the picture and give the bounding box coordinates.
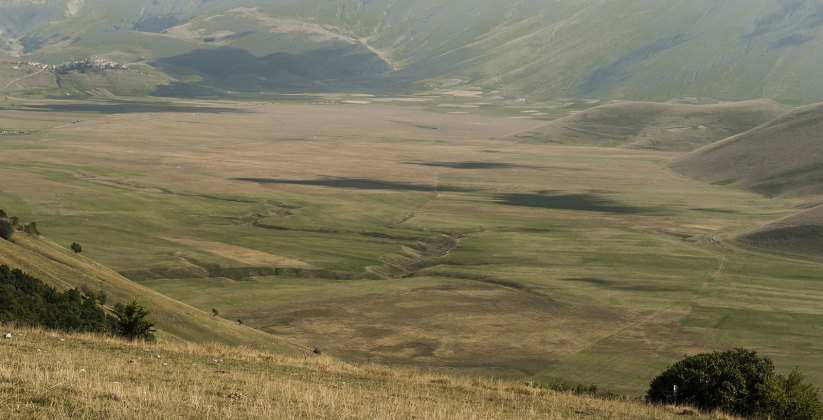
[3,0,823,102]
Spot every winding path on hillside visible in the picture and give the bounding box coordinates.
[1,67,46,92]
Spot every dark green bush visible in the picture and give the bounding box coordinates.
[646,348,823,419]
[71,242,82,253]
[0,219,13,240]
[111,299,155,341]
[22,222,39,236]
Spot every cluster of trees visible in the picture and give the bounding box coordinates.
[0,265,154,341]
[647,348,823,419]
[0,209,40,240]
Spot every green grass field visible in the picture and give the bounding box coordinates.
[0,98,819,395]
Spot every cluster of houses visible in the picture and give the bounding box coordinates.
[56,56,126,73]
[11,56,125,73]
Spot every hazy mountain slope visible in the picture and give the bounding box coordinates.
[670,102,823,197]
[507,100,790,151]
[0,232,299,353]
[3,1,823,101]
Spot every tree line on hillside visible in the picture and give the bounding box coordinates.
[0,265,154,341]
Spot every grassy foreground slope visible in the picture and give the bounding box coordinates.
[507,100,789,151]
[0,233,298,354]
[0,325,733,420]
[670,102,823,197]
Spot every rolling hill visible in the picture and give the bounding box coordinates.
[670,101,823,257]
[670,101,823,197]
[0,230,299,354]
[737,204,823,259]
[506,100,790,151]
[3,1,823,102]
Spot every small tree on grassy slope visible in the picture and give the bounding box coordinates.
[112,298,155,341]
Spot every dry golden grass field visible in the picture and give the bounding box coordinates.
[0,324,738,419]
[1,98,822,397]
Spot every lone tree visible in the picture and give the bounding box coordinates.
[71,242,82,253]
[647,348,823,419]
[111,299,155,341]
[212,308,219,317]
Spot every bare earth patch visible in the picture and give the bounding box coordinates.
[0,168,96,194]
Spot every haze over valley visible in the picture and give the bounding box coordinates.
[2,1,823,418]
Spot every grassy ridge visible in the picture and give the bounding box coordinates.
[735,205,823,258]
[0,324,735,419]
[506,100,789,151]
[0,233,298,354]
[670,102,823,197]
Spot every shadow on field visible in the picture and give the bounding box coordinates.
[689,208,739,214]
[496,191,649,214]
[562,278,680,292]
[233,177,474,192]
[403,161,535,170]
[20,101,243,114]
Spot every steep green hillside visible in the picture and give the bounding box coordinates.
[3,1,823,102]
[0,231,299,354]
[670,102,823,197]
[507,100,789,151]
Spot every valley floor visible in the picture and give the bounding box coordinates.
[1,98,822,395]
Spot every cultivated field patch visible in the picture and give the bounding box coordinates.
[155,233,316,268]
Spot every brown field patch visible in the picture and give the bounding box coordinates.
[155,233,315,268]
[0,168,96,194]
[590,311,716,358]
[231,282,655,370]
[19,103,539,196]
